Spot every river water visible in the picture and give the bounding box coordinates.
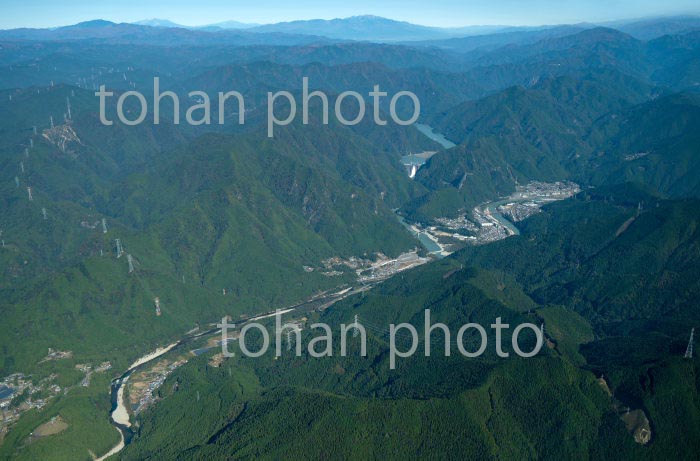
[100,328,219,459]
[98,124,459,458]
[396,214,444,255]
[98,293,365,459]
[484,200,521,236]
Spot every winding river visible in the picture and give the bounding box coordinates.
[485,199,521,236]
[98,329,217,460]
[97,123,462,459]
[96,287,371,459]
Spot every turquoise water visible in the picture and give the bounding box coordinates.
[485,200,520,236]
[415,123,456,149]
[400,153,428,166]
[396,215,444,255]
[0,385,14,399]
[416,232,443,254]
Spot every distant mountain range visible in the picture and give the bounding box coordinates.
[133,15,510,40]
[0,19,331,47]
[605,14,700,40]
[245,15,488,41]
[134,18,261,30]
[133,14,700,42]
[1,15,699,43]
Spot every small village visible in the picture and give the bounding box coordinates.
[0,353,112,441]
[128,358,188,416]
[409,181,582,252]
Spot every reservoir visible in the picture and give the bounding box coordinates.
[401,124,456,178]
[414,123,456,149]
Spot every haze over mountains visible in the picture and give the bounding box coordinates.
[3,14,700,43]
[125,15,530,40]
[133,14,700,42]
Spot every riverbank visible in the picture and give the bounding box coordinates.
[94,280,389,460]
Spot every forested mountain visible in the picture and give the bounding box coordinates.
[407,66,699,219]
[118,186,700,460]
[0,83,435,371]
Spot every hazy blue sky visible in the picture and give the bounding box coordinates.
[2,0,699,29]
